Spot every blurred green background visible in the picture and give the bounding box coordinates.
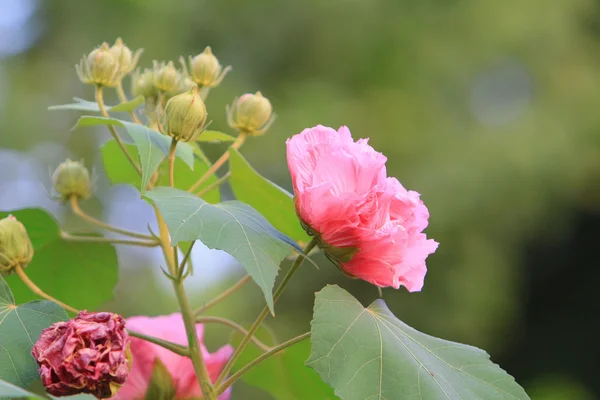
[1,0,599,399]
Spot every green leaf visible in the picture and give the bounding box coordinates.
[0,209,118,311]
[146,187,300,314]
[308,285,530,400]
[72,116,194,192]
[229,148,310,245]
[0,276,68,390]
[234,328,338,400]
[144,359,176,400]
[107,96,145,113]
[48,96,144,113]
[0,378,46,399]
[196,130,236,143]
[101,140,220,203]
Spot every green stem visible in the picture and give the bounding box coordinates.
[14,265,79,314]
[195,316,272,352]
[61,232,159,247]
[154,207,216,399]
[70,196,154,241]
[187,133,246,193]
[128,330,189,357]
[215,238,319,386]
[196,172,231,198]
[168,138,178,188]
[215,332,311,395]
[95,85,142,175]
[115,80,142,124]
[194,275,251,316]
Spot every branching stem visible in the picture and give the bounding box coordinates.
[95,85,142,175]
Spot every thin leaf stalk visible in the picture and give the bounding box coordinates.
[215,238,319,386]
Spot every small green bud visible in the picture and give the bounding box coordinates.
[52,160,92,201]
[110,38,143,78]
[227,92,275,136]
[187,47,230,88]
[75,43,120,87]
[160,87,207,142]
[153,61,182,93]
[131,68,157,99]
[0,215,33,276]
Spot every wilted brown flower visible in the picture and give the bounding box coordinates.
[32,311,131,399]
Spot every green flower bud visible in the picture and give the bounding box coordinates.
[153,61,182,93]
[186,47,230,88]
[227,91,275,136]
[52,160,92,201]
[110,38,143,78]
[75,43,120,87]
[0,215,33,276]
[131,68,157,99]
[160,87,207,142]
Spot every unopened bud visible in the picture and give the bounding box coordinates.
[153,61,182,93]
[110,38,143,78]
[52,160,92,201]
[131,68,157,99]
[186,46,230,88]
[160,87,207,142]
[0,215,33,276]
[75,43,120,87]
[227,92,274,136]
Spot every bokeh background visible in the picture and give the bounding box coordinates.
[1,0,599,399]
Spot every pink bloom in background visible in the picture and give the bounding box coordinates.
[287,125,438,291]
[32,311,130,398]
[113,313,234,400]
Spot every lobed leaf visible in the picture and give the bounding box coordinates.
[228,148,310,245]
[0,276,68,391]
[0,209,118,312]
[308,285,530,400]
[145,187,301,314]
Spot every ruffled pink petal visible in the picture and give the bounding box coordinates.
[286,125,438,292]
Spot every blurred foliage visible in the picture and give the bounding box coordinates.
[1,0,599,398]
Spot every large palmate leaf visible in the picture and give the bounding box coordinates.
[101,140,220,203]
[228,148,309,244]
[233,329,337,400]
[146,187,301,313]
[0,276,68,390]
[72,116,194,192]
[308,285,530,400]
[0,209,118,311]
[48,96,144,113]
